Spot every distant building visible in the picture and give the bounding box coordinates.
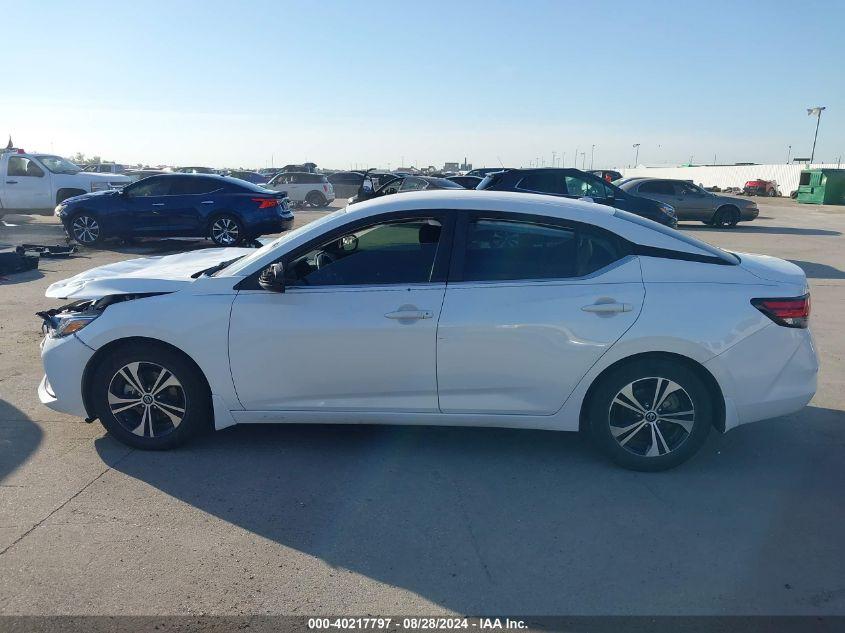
[444,159,472,172]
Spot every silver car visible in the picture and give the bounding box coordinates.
[616,178,759,227]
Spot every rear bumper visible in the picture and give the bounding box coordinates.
[248,214,294,235]
[705,324,818,430]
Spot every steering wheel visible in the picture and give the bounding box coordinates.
[314,251,336,269]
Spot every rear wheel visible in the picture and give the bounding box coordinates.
[90,343,210,450]
[587,358,714,471]
[209,214,245,246]
[306,191,327,208]
[70,212,104,246]
[711,206,739,228]
[767,188,776,197]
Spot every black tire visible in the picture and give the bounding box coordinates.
[56,189,86,205]
[306,191,327,208]
[767,188,776,197]
[90,343,210,450]
[69,212,104,246]
[711,206,739,228]
[587,358,714,471]
[209,214,245,246]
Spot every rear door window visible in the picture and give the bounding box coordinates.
[637,181,675,195]
[462,219,578,281]
[516,172,565,195]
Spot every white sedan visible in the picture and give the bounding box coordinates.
[37,191,818,470]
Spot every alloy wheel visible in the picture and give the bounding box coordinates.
[71,215,100,244]
[107,361,186,438]
[607,376,695,457]
[211,217,239,245]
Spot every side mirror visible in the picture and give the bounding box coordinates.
[258,262,285,293]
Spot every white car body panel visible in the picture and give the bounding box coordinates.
[436,258,644,414]
[0,152,130,212]
[38,191,818,441]
[230,284,446,411]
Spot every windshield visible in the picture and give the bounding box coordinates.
[35,155,81,175]
[220,208,346,276]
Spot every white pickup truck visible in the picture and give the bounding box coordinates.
[0,149,131,215]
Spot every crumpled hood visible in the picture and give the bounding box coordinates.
[45,247,253,299]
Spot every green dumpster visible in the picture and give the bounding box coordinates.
[796,169,845,205]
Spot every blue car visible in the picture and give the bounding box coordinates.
[56,174,294,247]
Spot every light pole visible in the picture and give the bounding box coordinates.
[632,143,640,167]
[561,152,566,168]
[807,106,826,164]
[787,145,792,164]
[580,152,586,169]
[552,151,557,168]
[590,144,595,170]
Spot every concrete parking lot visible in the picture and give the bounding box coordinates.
[1,198,844,615]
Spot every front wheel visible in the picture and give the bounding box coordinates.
[90,343,210,450]
[587,359,714,471]
[69,213,104,246]
[209,214,245,246]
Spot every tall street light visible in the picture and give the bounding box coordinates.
[807,107,826,164]
[786,145,792,165]
[632,143,641,167]
[590,144,595,170]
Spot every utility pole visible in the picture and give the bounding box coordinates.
[807,107,826,164]
[787,145,792,164]
[590,144,595,170]
[632,143,640,167]
[552,151,557,168]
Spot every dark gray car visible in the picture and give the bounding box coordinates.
[616,178,759,227]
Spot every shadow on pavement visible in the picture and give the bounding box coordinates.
[0,399,43,483]
[96,405,845,613]
[0,268,44,285]
[684,225,841,237]
[789,260,845,280]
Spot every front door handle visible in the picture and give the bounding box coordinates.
[385,310,433,320]
[581,302,632,314]
[201,200,215,204]
[152,203,165,207]
[6,180,18,184]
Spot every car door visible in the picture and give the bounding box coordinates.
[633,180,681,214]
[167,176,221,235]
[122,176,175,234]
[437,213,644,415]
[228,212,455,412]
[3,156,52,209]
[674,182,712,220]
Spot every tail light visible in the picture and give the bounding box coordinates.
[751,294,810,328]
[252,197,278,209]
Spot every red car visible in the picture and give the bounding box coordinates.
[743,179,779,196]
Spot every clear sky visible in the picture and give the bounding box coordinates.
[2,0,842,170]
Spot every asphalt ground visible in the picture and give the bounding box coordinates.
[0,197,843,616]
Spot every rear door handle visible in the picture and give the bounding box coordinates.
[152,203,165,207]
[201,200,215,204]
[6,180,18,184]
[385,310,433,320]
[581,302,632,313]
